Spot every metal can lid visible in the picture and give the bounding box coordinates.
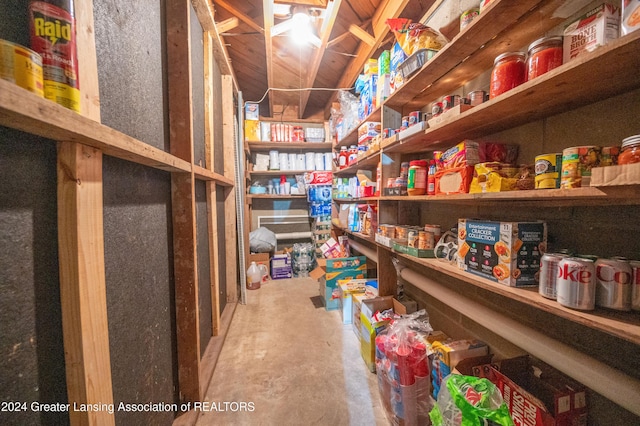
[622,135,640,149]
[527,36,563,53]
[494,51,526,65]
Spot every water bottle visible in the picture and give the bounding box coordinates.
[247,262,261,290]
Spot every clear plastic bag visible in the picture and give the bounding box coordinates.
[375,310,434,425]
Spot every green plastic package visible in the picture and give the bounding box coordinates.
[430,375,514,426]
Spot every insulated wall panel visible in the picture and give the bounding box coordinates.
[196,181,212,357]
[191,4,206,168]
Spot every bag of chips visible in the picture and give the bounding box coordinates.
[386,18,449,56]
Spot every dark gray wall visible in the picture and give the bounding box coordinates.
[196,181,213,357]
[212,59,225,175]
[102,157,177,425]
[191,4,206,168]
[94,0,169,150]
[217,188,228,313]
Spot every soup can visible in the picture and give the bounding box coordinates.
[595,258,633,311]
[418,230,434,250]
[631,260,640,311]
[408,111,422,126]
[556,257,596,310]
[407,229,419,248]
[424,224,441,244]
[539,253,567,299]
[0,39,44,97]
[535,153,562,189]
[560,146,600,188]
[442,95,460,111]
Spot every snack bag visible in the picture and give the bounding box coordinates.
[386,18,448,56]
[430,375,514,426]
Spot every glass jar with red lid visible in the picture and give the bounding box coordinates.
[489,51,526,99]
[618,135,640,165]
[527,36,563,81]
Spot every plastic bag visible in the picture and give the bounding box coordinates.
[386,18,449,56]
[375,310,434,425]
[249,227,277,253]
[430,375,514,426]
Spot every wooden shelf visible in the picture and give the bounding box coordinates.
[385,0,571,111]
[247,194,307,199]
[193,166,234,186]
[378,186,640,206]
[385,31,640,154]
[248,169,316,176]
[334,151,380,176]
[392,253,640,345]
[335,106,382,149]
[247,141,332,151]
[333,197,379,203]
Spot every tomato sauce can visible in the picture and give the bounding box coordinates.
[556,257,596,310]
[539,253,567,299]
[595,258,633,311]
[560,146,600,188]
[29,0,80,112]
[631,260,640,311]
[0,39,44,96]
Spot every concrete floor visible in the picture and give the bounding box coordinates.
[196,277,388,425]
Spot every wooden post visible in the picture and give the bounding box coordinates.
[166,0,201,402]
[222,75,239,303]
[57,143,114,426]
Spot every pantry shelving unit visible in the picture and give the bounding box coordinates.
[331,0,640,422]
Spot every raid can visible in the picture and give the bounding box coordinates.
[631,260,640,311]
[539,253,567,299]
[596,258,633,311]
[556,257,596,310]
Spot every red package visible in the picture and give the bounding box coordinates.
[435,165,474,195]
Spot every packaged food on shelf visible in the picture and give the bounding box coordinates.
[386,18,448,57]
[244,120,261,141]
[317,256,367,311]
[399,48,438,79]
[336,279,378,325]
[389,41,407,93]
[469,162,520,193]
[457,219,547,287]
[563,3,620,63]
[0,39,44,97]
[622,0,640,34]
[618,134,640,164]
[270,253,292,280]
[407,160,428,196]
[460,8,479,31]
[245,102,259,120]
[595,257,633,311]
[358,121,381,145]
[535,153,562,189]
[560,145,600,188]
[526,36,564,81]
[434,166,474,194]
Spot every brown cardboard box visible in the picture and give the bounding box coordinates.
[590,163,640,186]
[249,252,270,265]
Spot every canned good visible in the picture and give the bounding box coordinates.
[407,229,419,248]
[560,146,600,188]
[424,224,441,244]
[467,90,486,106]
[0,39,44,97]
[556,257,596,310]
[535,153,562,189]
[631,260,640,311]
[432,102,443,117]
[595,258,633,311]
[400,161,410,179]
[408,111,422,126]
[442,95,460,111]
[418,230,435,250]
[395,226,408,240]
[539,253,567,299]
[401,116,410,128]
[599,146,620,166]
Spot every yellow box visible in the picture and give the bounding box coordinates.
[244,120,261,141]
[359,296,394,372]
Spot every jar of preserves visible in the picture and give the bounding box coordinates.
[489,51,526,99]
[292,126,305,142]
[527,36,563,81]
[407,160,428,196]
[618,135,640,165]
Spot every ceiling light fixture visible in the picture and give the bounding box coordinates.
[291,12,312,45]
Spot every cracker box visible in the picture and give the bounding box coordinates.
[358,121,381,145]
[457,219,547,287]
[389,41,406,94]
[563,3,620,63]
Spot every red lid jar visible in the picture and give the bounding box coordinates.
[527,36,563,81]
[490,51,526,99]
[407,160,428,196]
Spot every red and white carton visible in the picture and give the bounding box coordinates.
[563,4,620,63]
[473,356,587,426]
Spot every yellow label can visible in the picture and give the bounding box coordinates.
[0,39,44,97]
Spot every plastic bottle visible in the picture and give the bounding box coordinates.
[247,262,261,290]
[338,146,348,169]
[427,160,437,195]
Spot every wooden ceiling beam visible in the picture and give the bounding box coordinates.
[262,0,275,116]
[215,0,264,33]
[298,0,342,118]
[327,18,371,47]
[348,24,375,46]
[216,17,239,34]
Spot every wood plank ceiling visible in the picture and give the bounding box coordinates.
[210,0,430,119]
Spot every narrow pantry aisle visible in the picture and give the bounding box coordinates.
[196,277,387,425]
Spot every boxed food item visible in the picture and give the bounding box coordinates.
[469,162,520,193]
[245,103,259,120]
[431,339,489,398]
[270,253,292,279]
[360,296,394,371]
[563,3,620,63]
[364,58,378,76]
[457,219,547,287]
[622,0,640,35]
[435,165,474,194]
[317,256,367,311]
[337,279,377,324]
[473,356,588,426]
[389,41,407,94]
[244,120,261,141]
[352,292,368,338]
[358,121,381,145]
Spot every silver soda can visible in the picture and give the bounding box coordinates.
[539,253,567,299]
[556,257,596,310]
[595,258,633,311]
[629,260,640,311]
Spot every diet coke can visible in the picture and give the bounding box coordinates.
[595,258,633,311]
[556,257,596,310]
[539,253,567,299]
[630,260,640,311]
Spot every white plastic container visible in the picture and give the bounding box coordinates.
[247,262,261,290]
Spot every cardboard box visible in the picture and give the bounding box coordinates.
[245,103,259,120]
[358,121,381,145]
[270,253,292,280]
[317,257,367,311]
[337,279,378,325]
[473,356,588,426]
[352,293,367,338]
[244,120,261,141]
[392,241,435,258]
[590,162,640,186]
[431,339,489,398]
[457,219,547,287]
[360,296,394,372]
[249,252,270,265]
[563,3,620,63]
[389,41,406,94]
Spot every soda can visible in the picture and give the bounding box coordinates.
[596,258,633,311]
[539,253,567,299]
[556,257,596,310]
[631,261,640,312]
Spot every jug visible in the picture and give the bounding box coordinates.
[258,263,269,283]
[246,261,261,290]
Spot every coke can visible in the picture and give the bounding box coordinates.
[629,260,640,312]
[595,258,633,311]
[539,253,567,299]
[556,257,596,310]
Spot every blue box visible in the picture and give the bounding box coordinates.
[319,256,367,311]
